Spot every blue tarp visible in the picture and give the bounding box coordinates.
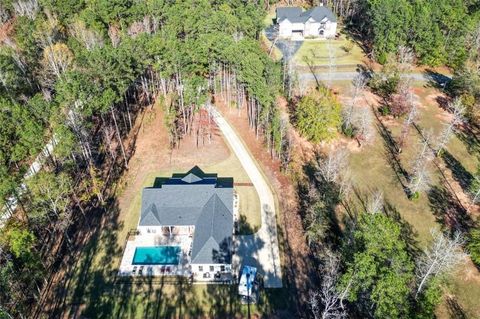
[238,265,257,296]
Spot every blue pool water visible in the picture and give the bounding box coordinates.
[132,246,181,265]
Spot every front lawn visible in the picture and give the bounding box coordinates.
[293,33,365,69]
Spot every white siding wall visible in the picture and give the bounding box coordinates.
[137,225,163,235]
[137,225,192,236]
[278,19,337,39]
[193,263,231,280]
[324,21,337,38]
[278,20,292,37]
[304,22,321,37]
[291,22,305,32]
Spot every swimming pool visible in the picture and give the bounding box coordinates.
[132,246,181,265]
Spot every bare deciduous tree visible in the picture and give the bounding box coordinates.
[367,190,384,214]
[390,78,413,117]
[415,229,468,297]
[409,130,434,196]
[316,148,349,184]
[309,252,349,319]
[327,39,337,88]
[13,0,38,20]
[397,45,415,73]
[398,96,417,150]
[436,98,465,156]
[41,43,74,81]
[408,166,431,196]
[69,20,104,51]
[108,25,121,48]
[343,73,367,131]
[354,107,374,145]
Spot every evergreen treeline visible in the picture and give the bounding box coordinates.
[341,0,480,67]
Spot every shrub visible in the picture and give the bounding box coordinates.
[379,105,391,116]
[468,228,480,266]
[342,124,356,138]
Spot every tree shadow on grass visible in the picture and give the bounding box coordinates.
[441,150,473,192]
[455,124,480,155]
[67,199,127,318]
[236,214,259,235]
[427,183,474,233]
[300,160,343,247]
[383,201,421,258]
[374,113,410,197]
[445,296,468,319]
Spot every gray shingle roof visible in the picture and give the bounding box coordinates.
[276,6,337,23]
[276,7,302,22]
[139,166,234,264]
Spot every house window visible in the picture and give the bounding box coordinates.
[209,265,214,272]
[199,266,203,272]
[220,265,225,272]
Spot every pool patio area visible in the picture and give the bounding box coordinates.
[118,233,193,277]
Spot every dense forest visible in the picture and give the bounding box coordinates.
[326,0,480,67]
[1,0,480,318]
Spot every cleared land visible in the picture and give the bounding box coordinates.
[331,81,480,318]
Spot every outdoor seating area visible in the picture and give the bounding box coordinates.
[118,233,193,277]
[129,264,192,277]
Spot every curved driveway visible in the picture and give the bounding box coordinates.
[208,105,283,288]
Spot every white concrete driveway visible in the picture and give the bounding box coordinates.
[208,105,283,288]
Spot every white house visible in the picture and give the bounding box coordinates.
[119,166,235,282]
[276,5,337,39]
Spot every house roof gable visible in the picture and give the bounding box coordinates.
[139,167,234,264]
[276,6,337,24]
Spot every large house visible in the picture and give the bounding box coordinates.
[119,166,235,281]
[276,5,337,39]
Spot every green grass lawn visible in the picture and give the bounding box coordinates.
[346,85,480,317]
[293,33,365,69]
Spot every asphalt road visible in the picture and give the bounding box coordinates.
[298,71,451,83]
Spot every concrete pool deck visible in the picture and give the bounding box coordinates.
[118,234,193,276]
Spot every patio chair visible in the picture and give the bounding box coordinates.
[132,266,137,275]
[139,266,144,276]
[160,266,166,274]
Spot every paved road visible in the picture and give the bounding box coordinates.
[208,105,283,288]
[299,71,451,83]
